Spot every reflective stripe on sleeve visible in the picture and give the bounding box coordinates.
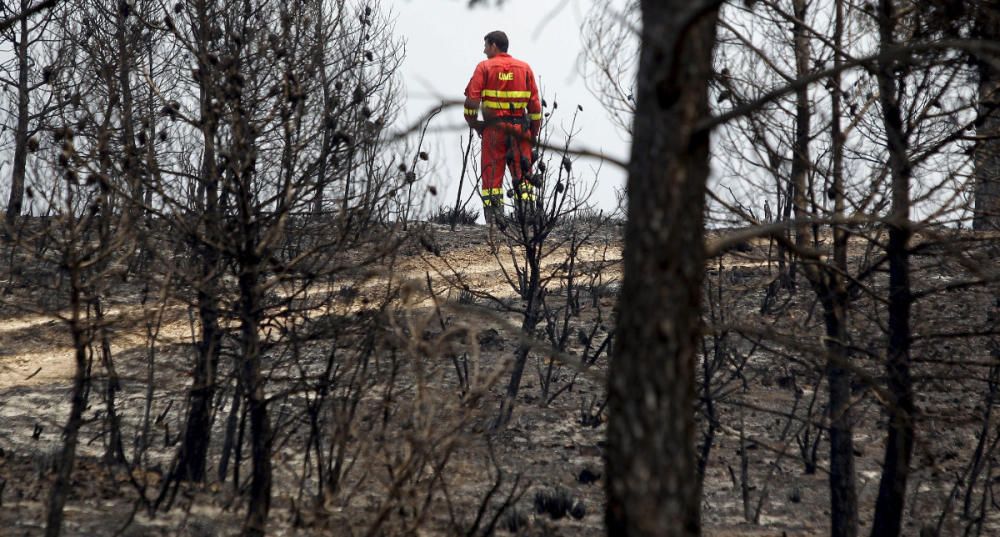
[464,108,478,116]
[528,112,542,121]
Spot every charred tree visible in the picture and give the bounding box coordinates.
[605,1,719,536]
[822,1,859,535]
[44,271,91,537]
[175,0,224,484]
[871,0,915,535]
[2,0,58,232]
[973,3,1000,230]
[785,0,859,533]
[4,0,31,231]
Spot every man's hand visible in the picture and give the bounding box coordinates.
[465,118,483,136]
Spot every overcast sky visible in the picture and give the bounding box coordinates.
[390,0,632,216]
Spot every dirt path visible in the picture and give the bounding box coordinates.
[0,225,622,391]
[0,305,193,390]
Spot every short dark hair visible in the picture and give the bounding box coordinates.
[484,31,509,53]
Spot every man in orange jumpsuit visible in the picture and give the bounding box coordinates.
[464,31,543,226]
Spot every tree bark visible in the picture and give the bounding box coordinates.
[231,9,272,528]
[239,264,271,537]
[822,296,858,537]
[824,1,859,535]
[45,263,90,537]
[973,4,1000,230]
[494,243,543,429]
[176,0,223,483]
[114,1,141,225]
[605,2,718,536]
[5,0,31,230]
[871,1,915,534]
[788,0,860,529]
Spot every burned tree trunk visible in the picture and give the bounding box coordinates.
[824,1,859,535]
[787,0,860,534]
[871,0,915,534]
[230,22,272,531]
[45,250,92,537]
[175,0,224,483]
[238,259,271,537]
[175,112,222,483]
[494,239,544,429]
[44,325,90,537]
[605,1,719,536]
[5,1,31,231]
[973,5,1000,230]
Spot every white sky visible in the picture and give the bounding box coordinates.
[390,0,632,216]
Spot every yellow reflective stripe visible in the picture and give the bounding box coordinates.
[528,112,542,121]
[481,187,503,196]
[464,108,478,116]
[482,89,532,99]
[482,100,528,109]
[514,182,535,201]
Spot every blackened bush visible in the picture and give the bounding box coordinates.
[430,204,479,226]
[577,467,600,485]
[458,287,476,305]
[500,508,529,533]
[533,487,574,520]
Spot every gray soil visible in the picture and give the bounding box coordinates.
[0,222,997,536]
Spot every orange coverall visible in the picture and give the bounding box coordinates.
[464,53,542,213]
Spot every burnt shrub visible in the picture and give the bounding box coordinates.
[533,487,574,520]
[500,508,529,533]
[430,205,479,226]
